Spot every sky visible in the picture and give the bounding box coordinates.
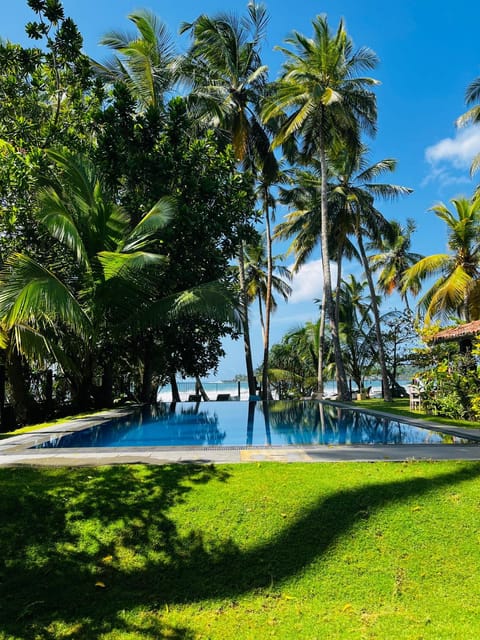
[3,0,480,380]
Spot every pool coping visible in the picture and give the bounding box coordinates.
[1,401,480,466]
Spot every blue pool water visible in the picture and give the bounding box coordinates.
[32,401,476,448]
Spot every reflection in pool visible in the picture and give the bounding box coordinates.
[31,401,477,449]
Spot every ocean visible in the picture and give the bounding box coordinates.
[156,378,401,402]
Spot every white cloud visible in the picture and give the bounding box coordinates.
[422,126,480,190]
[425,126,480,169]
[288,259,338,303]
[420,166,471,189]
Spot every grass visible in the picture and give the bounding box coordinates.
[354,397,480,430]
[0,408,118,440]
[2,462,480,638]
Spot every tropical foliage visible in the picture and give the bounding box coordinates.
[403,196,480,323]
[263,15,379,400]
[2,0,480,426]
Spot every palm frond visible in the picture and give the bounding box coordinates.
[0,254,90,337]
[122,197,175,252]
[38,187,89,267]
[97,251,167,281]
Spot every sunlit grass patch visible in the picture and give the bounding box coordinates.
[355,397,480,429]
[1,462,480,638]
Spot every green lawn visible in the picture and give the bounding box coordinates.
[2,462,480,639]
[0,409,118,440]
[354,397,480,430]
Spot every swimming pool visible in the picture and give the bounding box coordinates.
[32,401,477,448]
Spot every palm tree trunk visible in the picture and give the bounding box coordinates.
[0,353,6,431]
[258,295,265,341]
[170,375,180,402]
[195,376,210,401]
[238,241,257,397]
[317,284,326,395]
[334,242,345,394]
[262,194,273,401]
[140,334,154,403]
[356,230,392,401]
[318,128,350,400]
[7,350,38,424]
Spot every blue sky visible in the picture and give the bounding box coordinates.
[3,1,480,379]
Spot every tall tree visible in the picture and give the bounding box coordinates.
[369,218,423,309]
[404,195,480,322]
[327,145,412,401]
[337,275,377,393]
[95,93,255,398]
[244,236,292,339]
[255,164,290,399]
[0,149,173,412]
[275,160,357,395]
[263,15,379,400]
[180,2,275,397]
[94,9,177,110]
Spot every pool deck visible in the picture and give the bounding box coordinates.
[1,402,480,467]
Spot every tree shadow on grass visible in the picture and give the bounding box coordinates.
[1,461,480,638]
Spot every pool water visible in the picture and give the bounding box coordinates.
[32,401,476,448]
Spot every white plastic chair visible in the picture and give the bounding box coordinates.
[407,385,421,411]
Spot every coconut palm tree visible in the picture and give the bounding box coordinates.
[180,3,277,397]
[0,149,174,409]
[263,15,379,400]
[369,218,423,309]
[93,9,177,110]
[268,321,325,399]
[179,3,274,171]
[327,144,412,401]
[337,274,377,393]
[275,160,358,396]
[244,236,292,339]
[255,163,291,399]
[403,195,480,322]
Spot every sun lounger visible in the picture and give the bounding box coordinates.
[216,393,231,401]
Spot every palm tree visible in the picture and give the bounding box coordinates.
[180,3,276,397]
[337,275,377,393]
[263,16,379,400]
[244,236,292,339]
[179,3,273,171]
[327,144,412,401]
[268,322,324,398]
[457,76,480,180]
[255,163,291,399]
[275,160,358,396]
[93,9,177,110]
[403,195,480,322]
[369,218,423,309]
[0,149,175,408]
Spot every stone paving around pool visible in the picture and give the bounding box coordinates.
[1,404,480,466]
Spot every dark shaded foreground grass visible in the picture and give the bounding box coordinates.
[1,462,480,639]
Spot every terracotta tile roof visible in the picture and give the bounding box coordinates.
[431,320,480,343]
